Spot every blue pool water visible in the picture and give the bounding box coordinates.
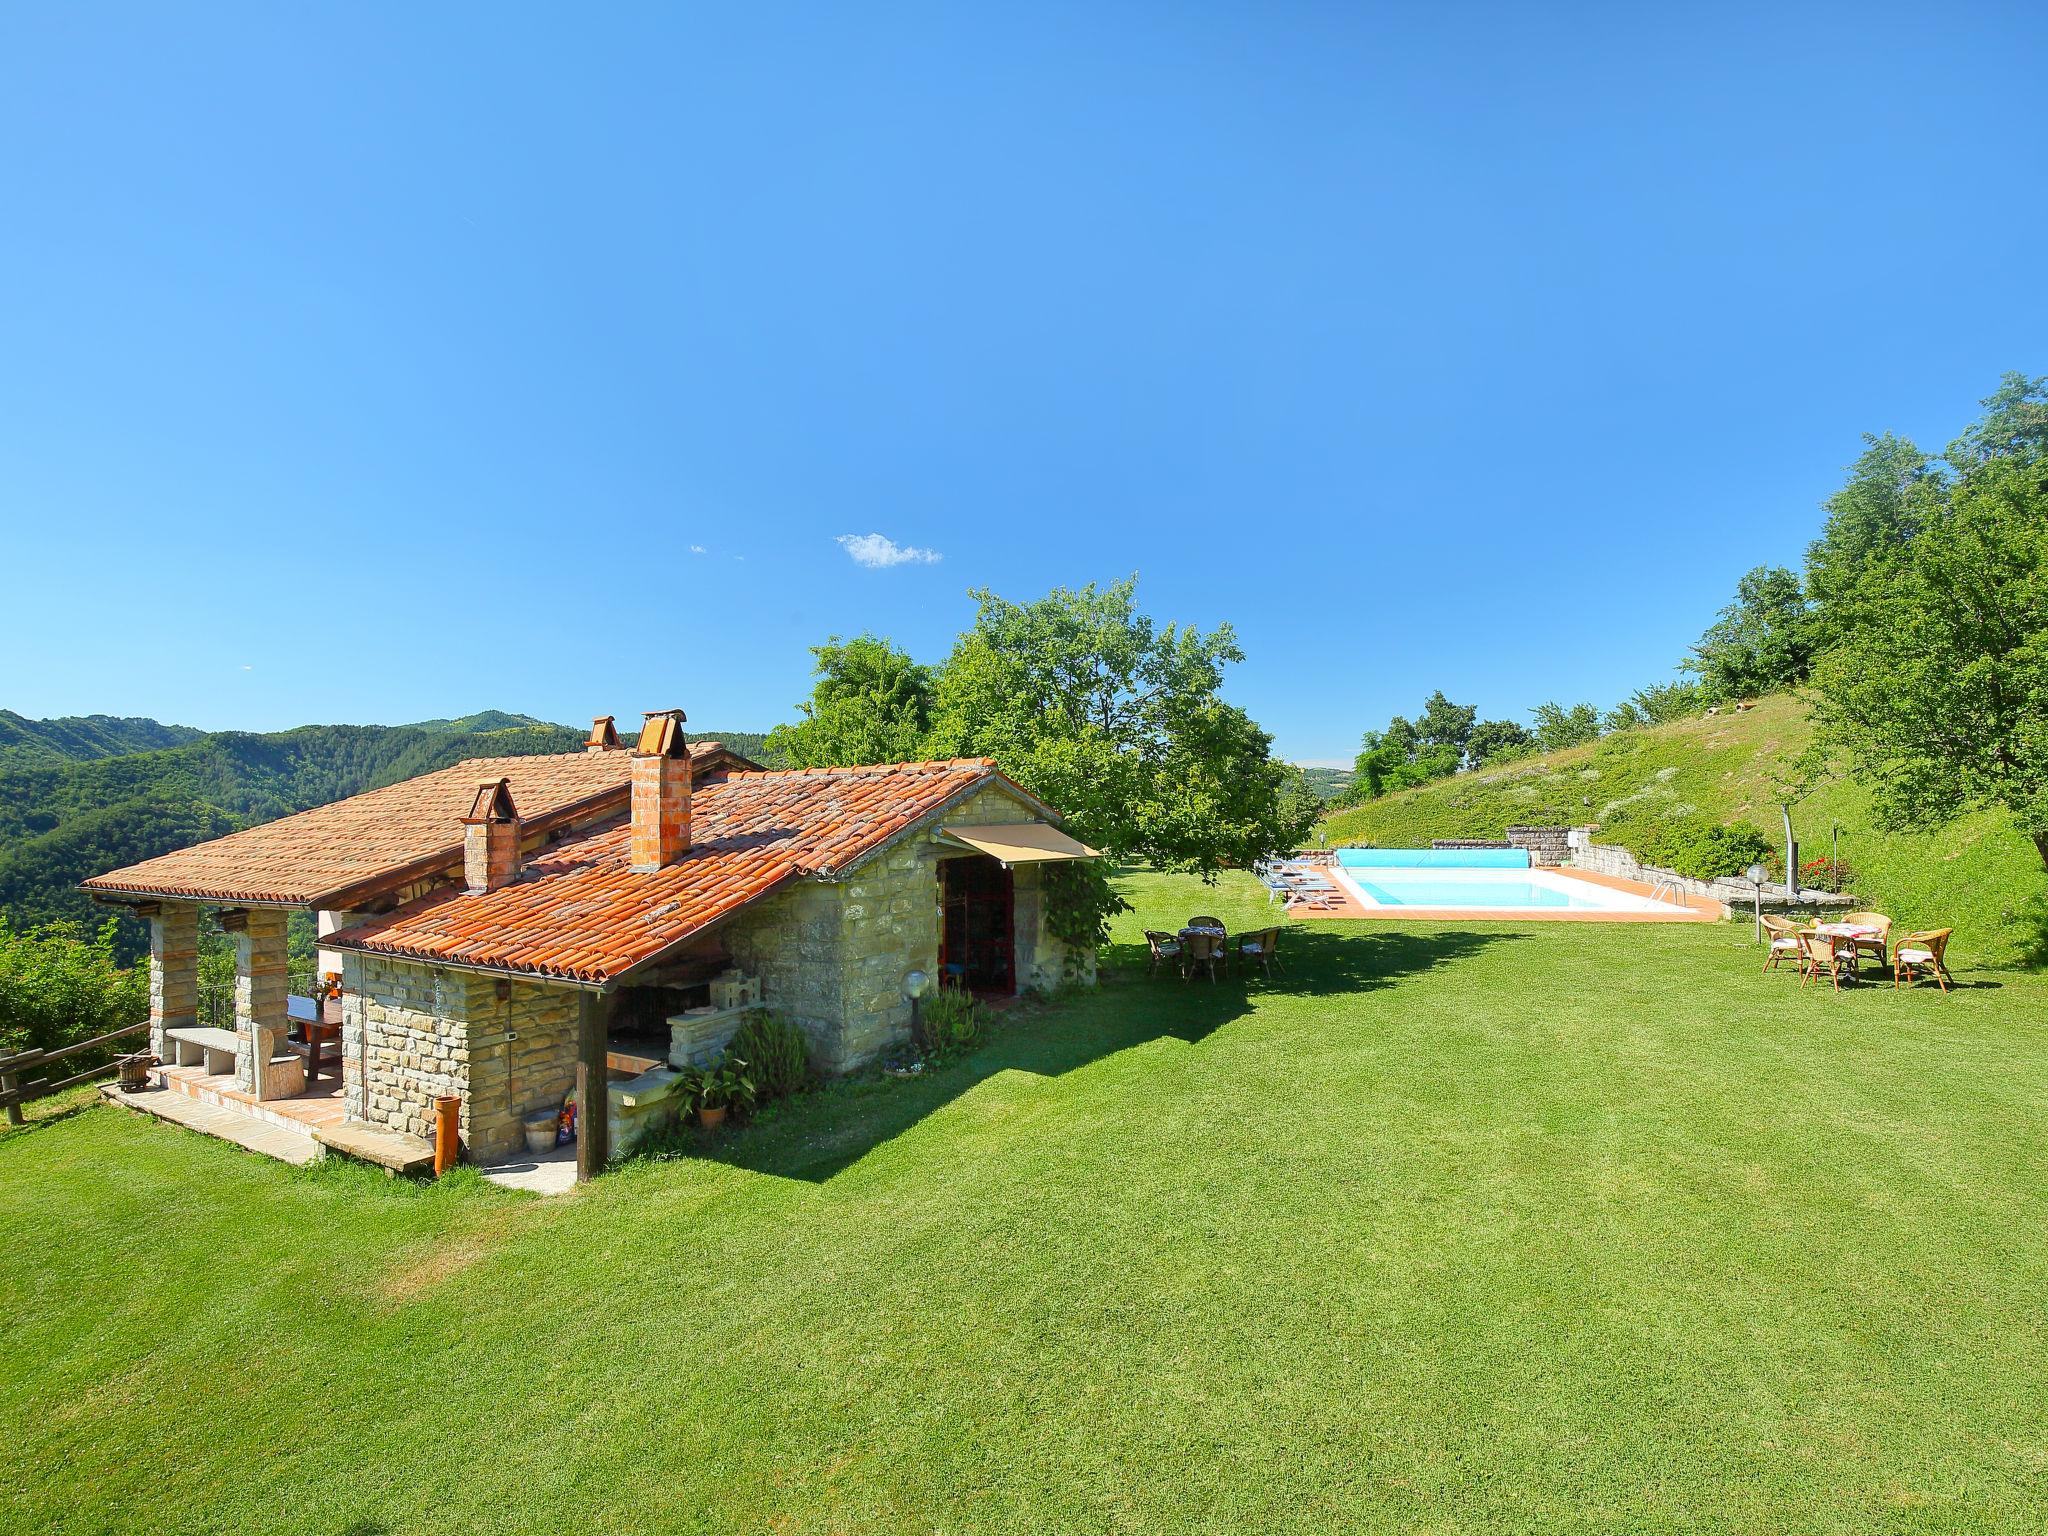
[1345,876,1591,909]
[1337,847,1530,870]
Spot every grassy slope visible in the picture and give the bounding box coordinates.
[1320,693,2046,967]
[5,874,2048,1533]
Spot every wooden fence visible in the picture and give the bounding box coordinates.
[0,1020,151,1125]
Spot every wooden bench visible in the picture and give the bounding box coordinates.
[164,1026,242,1077]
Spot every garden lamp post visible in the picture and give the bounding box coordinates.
[903,969,931,1042]
[1746,862,1767,944]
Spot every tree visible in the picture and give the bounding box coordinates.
[929,578,1317,872]
[1684,565,1816,700]
[1946,370,2048,471]
[766,634,936,769]
[1466,718,1535,767]
[1814,453,2048,871]
[1805,432,1941,640]
[1530,701,1601,752]
[1415,691,1477,755]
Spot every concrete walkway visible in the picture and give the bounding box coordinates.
[478,1143,579,1195]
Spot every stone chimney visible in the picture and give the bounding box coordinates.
[462,779,522,894]
[631,709,691,872]
[585,715,622,753]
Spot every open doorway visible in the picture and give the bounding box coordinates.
[940,854,1015,995]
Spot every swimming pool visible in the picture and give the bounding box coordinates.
[1330,849,1679,914]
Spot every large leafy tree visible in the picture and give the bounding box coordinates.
[766,634,936,769]
[1685,565,1816,701]
[1814,453,2048,870]
[929,578,1316,871]
[1415,690,1478,756]
[1805,432,1941,638]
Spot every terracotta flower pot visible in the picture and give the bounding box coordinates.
[699,1104,728,1129]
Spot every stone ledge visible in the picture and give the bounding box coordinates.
[314,1121,436,1176]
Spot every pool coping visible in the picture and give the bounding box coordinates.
[1297,864,1724,923]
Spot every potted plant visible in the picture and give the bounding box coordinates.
[687,1057,756,1129]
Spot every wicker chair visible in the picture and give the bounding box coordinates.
[1180,929,1226,983]
[1893,929,1954,993]
[1842,911,1892,968]
[1143,930,1183,978]
[1760,914,1804,975]
[1798,930,1854,992]
[1234,927,1283,977]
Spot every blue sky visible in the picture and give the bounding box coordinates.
[2,2,2042,764]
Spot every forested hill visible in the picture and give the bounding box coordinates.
[0,711,207,764]
[0,712,773,955]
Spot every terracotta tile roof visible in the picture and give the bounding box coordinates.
[322,759,1022,984]
[82,743,748,908]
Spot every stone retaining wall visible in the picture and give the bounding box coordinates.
[1565,827,1854,915]
[1506,825,1572,866]
[1431,839,1512,851]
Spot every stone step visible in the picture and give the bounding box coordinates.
[101,1083,322,1167]
[313,1121,436,1177]
[159,1069,329,1136]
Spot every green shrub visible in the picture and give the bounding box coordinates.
[914,987,980,1058]
[0,916,147,1061]
[726,1010,811,1102]
[1617,812,1772,882]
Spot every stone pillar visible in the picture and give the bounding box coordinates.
[229,908,297,1100]
[147,905,200,1060]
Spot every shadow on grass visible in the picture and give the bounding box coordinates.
[701,925,1522,1184]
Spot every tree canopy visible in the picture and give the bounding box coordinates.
[1815,452,2048,870]
[929,579,1315,872]
[765,634,936,770]
[1684,565,1816,701]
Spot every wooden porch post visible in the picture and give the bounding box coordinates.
[576,991,609,1183]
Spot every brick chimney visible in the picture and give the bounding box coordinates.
[630,709,691,872]
[461,779,522,894]
[585,715,622,753]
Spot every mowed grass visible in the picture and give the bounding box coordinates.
[4,872,2048,1533]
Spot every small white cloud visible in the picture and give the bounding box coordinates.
[837,532,943,569]
[241,664,253,671]
[689,544,707,555]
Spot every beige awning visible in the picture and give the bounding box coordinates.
[940,822,1099,865]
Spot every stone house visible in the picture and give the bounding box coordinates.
[84,712,1098,1175]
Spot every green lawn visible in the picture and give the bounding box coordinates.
[4,873,2047,1532]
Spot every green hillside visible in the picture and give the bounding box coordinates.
[1321,693,2046,967]
[0,710,206,764]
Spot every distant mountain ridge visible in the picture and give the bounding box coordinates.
[0,710,775,954]
[0,710,207,764]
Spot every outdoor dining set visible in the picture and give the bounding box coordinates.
[1760,911,1955,992]
[1144,918,1285,983]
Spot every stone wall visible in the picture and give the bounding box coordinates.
[723,784,1094,1074]
[1564,827,1853,915]
[1431,839,1512,850]
[340,956,582,1161]
[1506,825,1572,866]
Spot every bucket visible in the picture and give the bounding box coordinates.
[523,1112,557,1154]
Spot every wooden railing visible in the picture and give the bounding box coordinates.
[0,1020,151,1125]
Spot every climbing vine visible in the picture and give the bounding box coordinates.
[1041,860,1129,955]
